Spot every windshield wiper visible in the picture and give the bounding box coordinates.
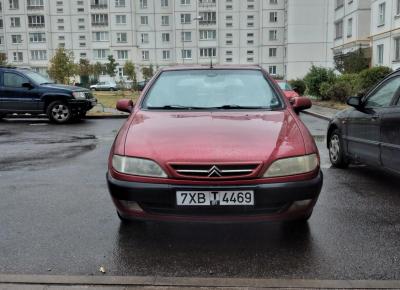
[210,105,271,110]
[146,105,209,110]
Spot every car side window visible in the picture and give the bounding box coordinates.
[364,76,400,108]
[3,72,28,88]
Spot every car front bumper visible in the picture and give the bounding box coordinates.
[68,99,97,111]
[107,171,323,222]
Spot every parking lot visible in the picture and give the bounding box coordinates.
[0,115,400,280]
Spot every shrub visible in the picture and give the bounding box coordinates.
[356,66,393,95]
[304,65,336,98]
[288,79,306,96]
[319,74,358,102]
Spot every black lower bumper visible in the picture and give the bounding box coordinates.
[107,172,323,217]
[68,99,97,111]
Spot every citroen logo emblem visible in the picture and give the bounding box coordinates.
[208,165,222,177]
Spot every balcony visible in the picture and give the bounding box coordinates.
[199,20,216,25]
[199,2,216,8]
[90,4,108,9]
[91,21,108,26]
[28,23,45,28]
[27,5,44,10]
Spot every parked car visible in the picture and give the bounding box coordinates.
[107,66,322,224]
[276,80,300,99]
[0,67,97,123]
[327,69,400,174]
[90,81,117,91]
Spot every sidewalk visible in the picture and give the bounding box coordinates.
[1,274,400,290]
[303,105,340,120]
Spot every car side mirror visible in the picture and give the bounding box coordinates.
[291,96,312,113]
[347,96,362,108]
[22,82,33,89]
[116,99,134,113]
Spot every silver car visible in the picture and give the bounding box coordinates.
[90,81,117,91]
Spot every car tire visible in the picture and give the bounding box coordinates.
[47,100,72,124]
[329,129,349,168]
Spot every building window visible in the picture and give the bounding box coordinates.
[162,50,170,60]
[116,15,127,24]
[269,11,277,22]
[226,58,232,62]
[394,38,400,62]
[80,53,87,58]
[93,49,109,59]
[142,50,149,60]
[269,29,277,41]
[13,52,23,62]
[269,66,277,75]
[181,31,191,42]
[269,47,277,57]
[335,20,343,39]
[91,0,107,8]
[161,15,169,25]
[199,12,216,24]
[58,35,65,40]
[77,8,84,12]
[117,50,128,59]
[335,0,344,9]
[140,0,147,9]
[180,0,190,4]
[27,0,44,9]
[347,18,353,37]
[199,30,216,40]
[29,32,46,42]
[79,42,86,47]
[140,16,148,25]
[162,32,170,42]
[141,33,149,44]
[117,32,127,43]
[397,0,400,15]
[161,0,168,7]
[377,44,384,65]
[9,0,19,9]
[378,2,385,26]
[181,13,191,24]
[79,35,86,40]
[11,34,22,43]
[200,48,216,58]
[91,13,108,25]
[56,8,63,12]
[270,0,277,4]
[181,49,192,59]
[28,15,45,27]
[10,17,21,27]
[226,40,232,45]
[30,50,47,60]
[115,0,125,7]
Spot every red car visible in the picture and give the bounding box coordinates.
[107,66,322,223]
[276,80,300,99]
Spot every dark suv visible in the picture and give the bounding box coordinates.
[0,67,97,124]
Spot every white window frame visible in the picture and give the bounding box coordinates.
[378,2,385,26]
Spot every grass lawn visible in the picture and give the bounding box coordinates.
[93,91,140,109]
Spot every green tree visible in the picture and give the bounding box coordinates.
[141,64,154,81]
[48,48,76,84]
[334,48,370,74]
[303,65,336,98]
[105,55,118,78]
[76,58,92,87]
[124,61,137,90]
[0,53,7,66]
[92,62,105,82]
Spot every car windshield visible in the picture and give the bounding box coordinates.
[23,70,53,85]
[277,81,292,91]
[142,70,283,110]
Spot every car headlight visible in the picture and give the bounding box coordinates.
[72,92,86,100]
[112,155,168,178]
[263,154,319,178]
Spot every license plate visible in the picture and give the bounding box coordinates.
[176,191,254,206]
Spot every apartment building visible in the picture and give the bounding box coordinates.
[332,0,371,57]
[0,0,334,80]
[370,0,400,70]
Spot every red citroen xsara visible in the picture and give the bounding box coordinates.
[107,66,322,223]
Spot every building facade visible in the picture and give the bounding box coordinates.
[0,0,334,80]
[370,0,400,70]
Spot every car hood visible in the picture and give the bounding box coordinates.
[41,83,88,92]
[123,110,306,164]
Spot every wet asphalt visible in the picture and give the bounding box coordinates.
[0,114,399,280]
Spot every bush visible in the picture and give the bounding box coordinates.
[304,65,336,98]
[356,66,393,94]
[288,79,306,96]
[319,74,358,102]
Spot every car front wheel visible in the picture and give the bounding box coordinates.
[47,101,72,124]
[329,129,349,168]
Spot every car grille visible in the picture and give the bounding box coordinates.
[170,163,261,179]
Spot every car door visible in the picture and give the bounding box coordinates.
[379,76,400,173]
[1,71,38,111]
[346,75,400,167]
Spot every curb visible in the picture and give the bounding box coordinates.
[302,110,331,121]
[1,274,400,289]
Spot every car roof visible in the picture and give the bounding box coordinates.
[159,65,263,72]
